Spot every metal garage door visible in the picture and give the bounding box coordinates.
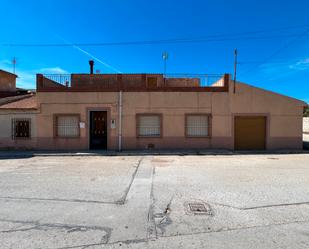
[234,116,266,150]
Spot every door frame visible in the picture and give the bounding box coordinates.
[232,113,270,150]
[87,107,111,150]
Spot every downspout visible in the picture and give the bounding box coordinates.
[118,91,123,151]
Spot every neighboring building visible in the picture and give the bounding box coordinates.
[0,70,31,98]
[0,69,16,92]
[0,94,38,150]
[0,69,37,149]
[0,63,307,151]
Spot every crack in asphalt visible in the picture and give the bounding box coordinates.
[57,242,110,249]
[41,219,309,248]
[0,196,116,205]
[158,219,309,239]
[0,218,112,243]
[147,164,157,239]
[155,195,174,236]
[114,157,143,205]
[210,201,309,210]
[241,201,309,210]
[57,238,149,249]
[0,219,114,249]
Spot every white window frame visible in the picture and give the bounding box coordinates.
[54,114,80,138]
[137,114,162,137]
[185,114,210,137]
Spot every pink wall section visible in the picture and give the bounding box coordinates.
[31,80,306,151]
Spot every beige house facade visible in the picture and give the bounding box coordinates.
[0,95,38,150]
[0,68,307,151]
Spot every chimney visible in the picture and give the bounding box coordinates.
[89,60,94,74]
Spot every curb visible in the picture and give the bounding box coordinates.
[0,149,308,158]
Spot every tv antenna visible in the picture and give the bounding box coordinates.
[12,57,17,74]
[233,49,238,93]
[162,52,168,75]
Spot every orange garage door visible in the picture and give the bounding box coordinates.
[234,116,266,150]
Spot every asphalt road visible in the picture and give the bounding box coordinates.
[0,154,309,248]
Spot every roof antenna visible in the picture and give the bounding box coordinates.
[162,52,168,76]
[233,49,238,94]
[12,57,16,74]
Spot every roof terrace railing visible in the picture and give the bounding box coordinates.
[37,73,229,92]
[164,74,225,87]
[43,74,71,87]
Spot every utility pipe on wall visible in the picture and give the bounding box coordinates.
[118,91,123,151]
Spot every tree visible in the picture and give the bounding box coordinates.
[304,107,309,117]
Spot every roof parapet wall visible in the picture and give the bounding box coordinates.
[37,73,229,92]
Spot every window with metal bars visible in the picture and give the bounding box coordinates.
[186,115,210,137]
[137,114,161,137]
[55,115,80,138]
[12,119,31,139]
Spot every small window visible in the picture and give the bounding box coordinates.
[12,118,31,139]
[147,77,157,88]
[186,115,209,137]
[55,115,79,138]
[137,114,161,137]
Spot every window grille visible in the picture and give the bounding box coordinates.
[138,115,161,137]
[186,115,209,137]
[12,118,31,139]
[56,115,79,137]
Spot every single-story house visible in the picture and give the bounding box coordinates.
[0,64,307,151]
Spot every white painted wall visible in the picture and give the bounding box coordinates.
[0,111,37,149]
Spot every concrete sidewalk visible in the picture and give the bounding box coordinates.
[0,149,307,158]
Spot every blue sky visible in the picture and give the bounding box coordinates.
[0,0,309,103]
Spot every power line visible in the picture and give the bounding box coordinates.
[2,25,309,47]
[55,34,122,73]
[239,28,309,77]
[2,34,309,47]
[238,57,308,64]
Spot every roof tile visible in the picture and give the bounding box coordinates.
[0,95,37,109]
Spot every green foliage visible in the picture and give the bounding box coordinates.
[304,107,309,117]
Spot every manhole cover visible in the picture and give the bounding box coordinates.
[187,202,212,215]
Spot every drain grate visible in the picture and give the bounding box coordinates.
[187,202,212,215]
